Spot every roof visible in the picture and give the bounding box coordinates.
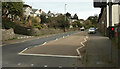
[79,19,84,21]
[23,4,32,8]
[32,9,38,13]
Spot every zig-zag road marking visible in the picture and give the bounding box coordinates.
[76,36,88,58]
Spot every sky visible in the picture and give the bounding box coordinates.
[23,0,101,20]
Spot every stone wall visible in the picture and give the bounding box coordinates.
[2,28,15,41]
[14,25,64,36]
[98,8,107,36]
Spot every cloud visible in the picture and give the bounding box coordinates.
[77,10,100,19]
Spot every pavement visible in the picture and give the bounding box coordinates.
[84,32,118,67]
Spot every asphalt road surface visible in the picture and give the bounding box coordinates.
[2,31,86,67]
[20,31,87,58]
[2,30,114,68]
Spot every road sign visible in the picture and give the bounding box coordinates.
[94,0,107,8]
[102,21,104,24]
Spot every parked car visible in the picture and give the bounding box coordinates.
[80,27,85,31]
[88,28,96,34]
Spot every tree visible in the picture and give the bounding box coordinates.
[40,15,47,24]
[87,15,98,27]
[2,2,23,18]
[66,12,71,18]
[84,20,92,28]
[73,13,78,20]
[47,15,70,29]
[48,10,51,14]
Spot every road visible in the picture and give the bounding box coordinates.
[2,30,113,68]
[2,31,86,67]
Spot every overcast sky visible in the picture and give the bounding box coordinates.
[23,0,101,20]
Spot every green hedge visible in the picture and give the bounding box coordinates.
[2,19,16,29]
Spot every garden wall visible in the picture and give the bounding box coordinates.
[2,28,15,41]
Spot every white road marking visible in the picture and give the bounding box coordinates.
[19,53,80,58]
[18,63,21,66]
[31,64,34,66]
[18,32,88,59]
[76,36,88,58]
[42,42,47,45]
[85,38,87,41]
[81,42,85,47]
[86,36,88,39]
[18,48,28,54]
[44,65,48,67]
[15,42,21,44]
[58,66,62,68]
[56,38,58,40]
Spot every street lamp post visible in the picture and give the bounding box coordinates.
[64,4,67,32]
[65,4,67,21]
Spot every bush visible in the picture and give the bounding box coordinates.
[2,18,16,29]
[34,25,43,29]
[47,15,70,29]
[31,17,38,23]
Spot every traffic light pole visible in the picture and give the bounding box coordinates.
[108,1,112,62]
[108,2,112,27]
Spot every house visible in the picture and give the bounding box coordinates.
[23,4,32,20]
[32,9,46,17]
[31,9,37,17]
[72,19,78,22]
[54,13,62,17]
[79,19,84,24]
